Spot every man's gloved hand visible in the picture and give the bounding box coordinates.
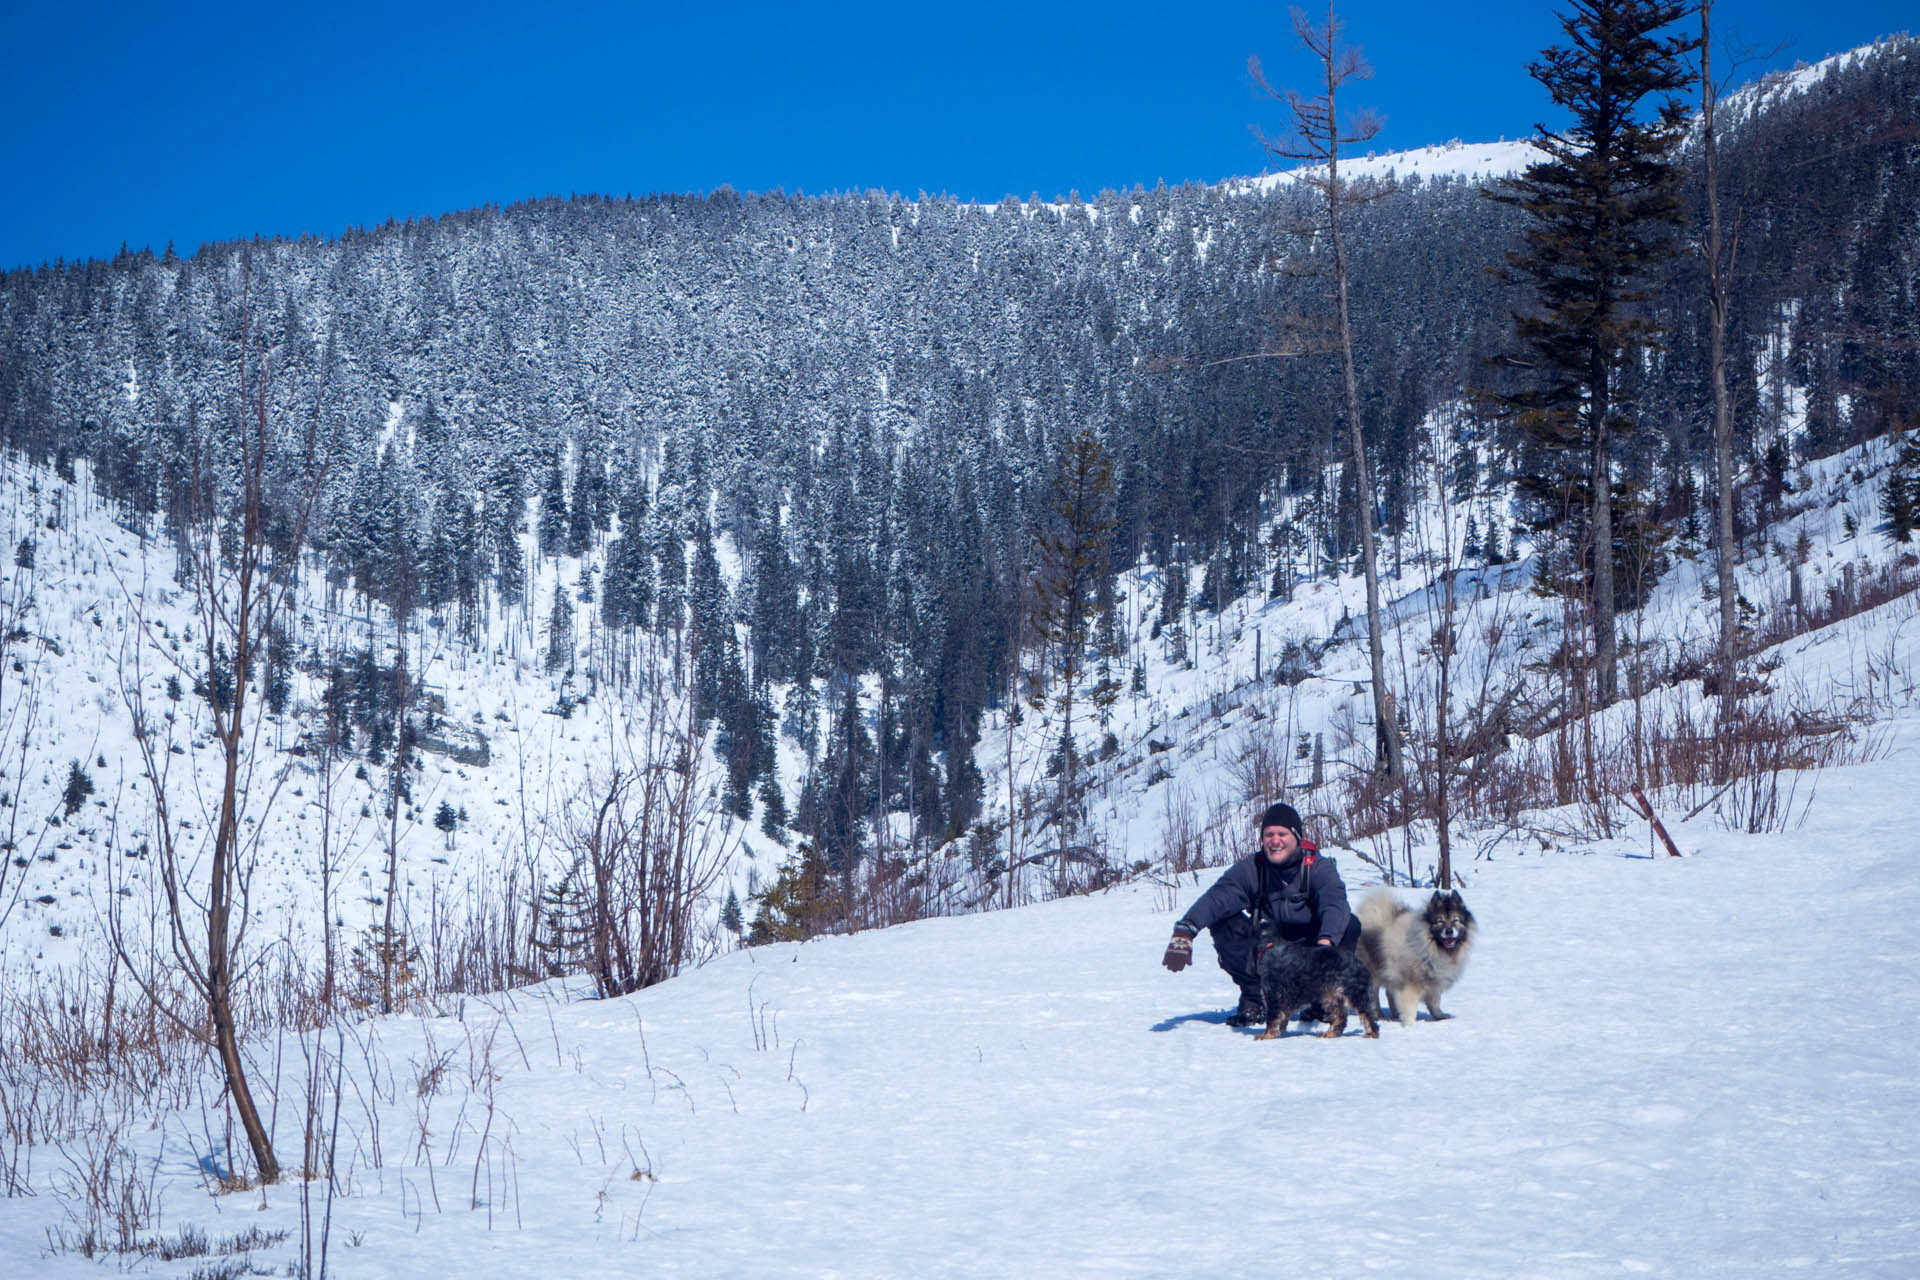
[1162,925,1197,972]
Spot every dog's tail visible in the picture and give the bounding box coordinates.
[1356,888,1409,932]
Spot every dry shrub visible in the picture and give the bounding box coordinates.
[421,857,543,997]
[1156,787,1210,878]
[1227,718,1291,809]
[844,851,939,931]
[43,1123,156,1258]
[1142,787,1246,908]
[536,743,733,997]
[1753,553,1919,651]
[1335,672,1878,846]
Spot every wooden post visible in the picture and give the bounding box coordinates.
[1630,785,1682,858]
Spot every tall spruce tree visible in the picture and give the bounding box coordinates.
[547,584,575,674]
[1492,0,1696,706]
[1030,428,1116,835]
[749,504,801,684]
[1884,427,1920,544]
[536,454,570,561]
[652,486,689,678]
[484,456,526,608]
[602,480,653,633]
[688,515,729,724]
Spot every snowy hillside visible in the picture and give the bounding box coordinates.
[0,458,720,979]
[1230,42,1897,196]
[3,711,1918,1276]
[1,386,1918,1272]
[5,372,1920,948]
[1230,137,1543,194]
[6,419,1911,976]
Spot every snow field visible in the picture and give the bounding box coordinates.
[10,716,1916,1277]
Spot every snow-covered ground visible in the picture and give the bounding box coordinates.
[5,708,1918,1277]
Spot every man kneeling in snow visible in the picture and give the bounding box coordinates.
[1160,802,1360,1026]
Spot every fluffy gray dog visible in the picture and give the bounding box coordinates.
[1356,889,1476,1026]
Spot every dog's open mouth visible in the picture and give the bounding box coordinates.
[1436,932,1463,950]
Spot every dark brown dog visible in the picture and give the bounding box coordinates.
[1252,934,1381,1041]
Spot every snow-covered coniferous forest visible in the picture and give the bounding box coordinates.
[0,27,1916,1277]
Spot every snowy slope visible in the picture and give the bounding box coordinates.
[5,712,1918,1277]
[2,389,1918,1277]
[1227,42,1904,199]
[0,456,741,979]
[1231,138,1542,195]
[4,415,1916,970]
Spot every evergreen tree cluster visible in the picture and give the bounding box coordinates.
[1631,41,1920,548]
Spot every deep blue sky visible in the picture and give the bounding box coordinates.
[1,1,1907,271]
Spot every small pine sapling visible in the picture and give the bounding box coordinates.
[434,800,459,848]
[61,760,95,818]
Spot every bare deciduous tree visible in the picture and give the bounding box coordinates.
[1698,2,1795,768]
[375,555,416,1016]
[114,261,330,1185]
[0,542,47,932]
[1700,0,1741,749]
[1252,4,1406,791]
[1408,405,1530,888]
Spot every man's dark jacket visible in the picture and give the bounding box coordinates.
[1176,849,1353,945]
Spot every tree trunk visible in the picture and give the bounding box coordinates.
[1702,0,1741,768]
[1434,566,1456,890]
[1334,235,1403,787]
[212,969,280,1184]
[1321,19,1405,792]
[381,568,413,1016]
[1590,359,1618,707]
[212,698,279,1183]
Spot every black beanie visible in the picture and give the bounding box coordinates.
[1258,802,1303,836]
